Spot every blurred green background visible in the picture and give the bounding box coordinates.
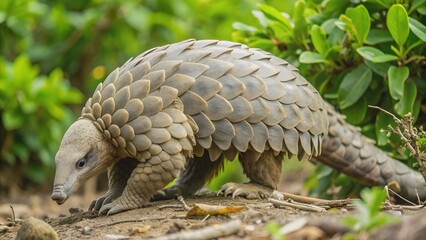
[1,0,425,199]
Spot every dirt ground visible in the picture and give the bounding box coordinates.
[2,191,426,240]
[1,161,425,239]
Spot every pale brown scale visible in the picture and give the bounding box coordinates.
[217,74,245,100]
[123,99,144,122]
[144,128,172,144]
[177,62,209,79]
[114,71,133,90]
[180,91,207,115]
[101,98,116,116]
[120,124,135,141]
[129,80,150,99]
[113,86,131,110]
[108,124,121,138]
[92,103,102,119]
[150,60,182,78]
[133,135,152,152]
[190,76,222,101]
[101,81,117,101]
[92,90,102,104]
[141,96,163,116]
[150,86,178,108]
[149,112,173,128]
[149,144,162,156]
[227,96,253,122]
[167,123,188,139]
[246,98,270,123]
[163,108,187,123]
[112,109,129,127]
[211,119,235,150]
[161,139,182,155]
[163,74,195,96]
[96,118,106,130]
[127,116,151,134]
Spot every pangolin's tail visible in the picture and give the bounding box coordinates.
[315,104,426,202]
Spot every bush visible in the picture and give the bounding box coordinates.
[233,0,426,198]
[0,55,82,189]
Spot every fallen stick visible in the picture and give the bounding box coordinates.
[282,192,352,207]
[155,219,242,240]
[268,198,327,212]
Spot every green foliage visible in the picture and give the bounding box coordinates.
[0,55,82,184]
[264,221,285,240]
[341,187,399,238]
[233,0,426,198]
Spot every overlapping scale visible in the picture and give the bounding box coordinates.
[81,39,328,167]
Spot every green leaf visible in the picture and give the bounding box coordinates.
[365,29,393,45]
[342,97,367,125]
[346,5,370,45]
[232,22,257,32]
[395,81,417,116]
[370,0,394,8]
[257,4,292,31]
[357,47,398,63]
[299,51,325,63]
[311,25,330,55]
[408,17,426,42]
[364,60,391,77]
[418,5,426,15]
[409,0,426,14]
[293,0,308,45]
[3,110,24,130]
[338,64,373,109]
[387,4,409,47]
[388,66,409,100]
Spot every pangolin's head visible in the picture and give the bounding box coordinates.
[51,119,115,205]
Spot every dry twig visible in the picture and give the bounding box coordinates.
[155,219,242,240]
[177,196,191,211]
[282,192,352,208]
[268,198,327,212]
[369,105,426,183]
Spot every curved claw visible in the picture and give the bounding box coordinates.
[218,182,273,200]
[151,186,183,201]
[99,202,115,215]
[89,196,107,211]
[232,188,243,199]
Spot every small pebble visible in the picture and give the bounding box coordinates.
[16,217,59,240]
[82,226,93,235]
[387,210,403,216]
[69,208,82,214]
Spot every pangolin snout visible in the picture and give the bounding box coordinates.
[51,185,67,205]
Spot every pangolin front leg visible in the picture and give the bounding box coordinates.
[99,151,186,215]
[219,149,284,200]
[152,151,225,200]
[89,157,137,211]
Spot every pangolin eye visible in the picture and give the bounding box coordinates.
[76,158,86,169]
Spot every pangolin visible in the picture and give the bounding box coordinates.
[51,39,426,215]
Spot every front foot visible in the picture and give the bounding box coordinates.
[89,193,117,211]
[218,182,282,199]
[151,185,184,201]
[98,196,148,215]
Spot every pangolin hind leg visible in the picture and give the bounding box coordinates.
[89,157,138,211]
[99,151,186,215]
[219,149,284,199]
[152,151,225,201]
